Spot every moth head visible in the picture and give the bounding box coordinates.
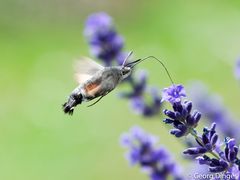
[121,66,132,79]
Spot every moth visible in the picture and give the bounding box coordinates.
[63,52,135,115]
[62,52,173,115]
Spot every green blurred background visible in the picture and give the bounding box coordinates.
[1,0,240,179]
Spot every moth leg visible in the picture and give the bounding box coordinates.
[87,95,105,107]
[87,90,111,107]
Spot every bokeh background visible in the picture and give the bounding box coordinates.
[1,0,240,179]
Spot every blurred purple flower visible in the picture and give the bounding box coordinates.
[84,12,124,66]
[84,12,113,38]
[187,82,240,141]
[235,58,240,80]
[121,126,183,180]
[120,70,148,98]
[119,70,162,117]
[163,100,201,137]
[130,87,162,117]
[188,164,213,180]
[116,51,133,66]
[162,84,186,104]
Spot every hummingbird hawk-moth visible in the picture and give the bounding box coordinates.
[62,52,173,115]
[63,52,135,115]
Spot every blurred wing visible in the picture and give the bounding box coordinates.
[74,57,104,84]
[74,74,92,84]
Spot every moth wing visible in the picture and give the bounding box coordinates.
[74,57,104,84]
[74,74,92,84]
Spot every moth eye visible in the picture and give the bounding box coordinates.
[122,69,130,75]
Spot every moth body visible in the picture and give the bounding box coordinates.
[63,61,131,115]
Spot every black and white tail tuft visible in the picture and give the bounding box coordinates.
[62,93,83,115]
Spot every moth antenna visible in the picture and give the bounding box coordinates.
[130,56,175,85]
[121,51,133,67]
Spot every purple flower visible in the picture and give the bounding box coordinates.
[84,12,124,66]
[162,84,186,104]
[84,12,113,38]
[235,58,240,80]
[183,123,219,155]
[130,87,162,117]
[183,123,240,177]
[196,155,228,173]
[163,101,201,137]
[120,71,162,117]
[116,51,133,66]
[121,126,183,180]
[120,70,148,98]
[224,138,239,164]
[196,137,240,176]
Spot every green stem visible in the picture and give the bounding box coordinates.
[189,129,220,160]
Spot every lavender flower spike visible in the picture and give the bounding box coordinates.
[120,70,162,117]
[84,12,124,66]
[130,87,162,117]
[162,84,186,104]
[182,122,240,178]
[183,123,219,156]
[84,12,113,38]
[121,126,183,180]
[120,70,148,99]
[224,138,239,164]
[163,101,201,137]
[196,137,240,177]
